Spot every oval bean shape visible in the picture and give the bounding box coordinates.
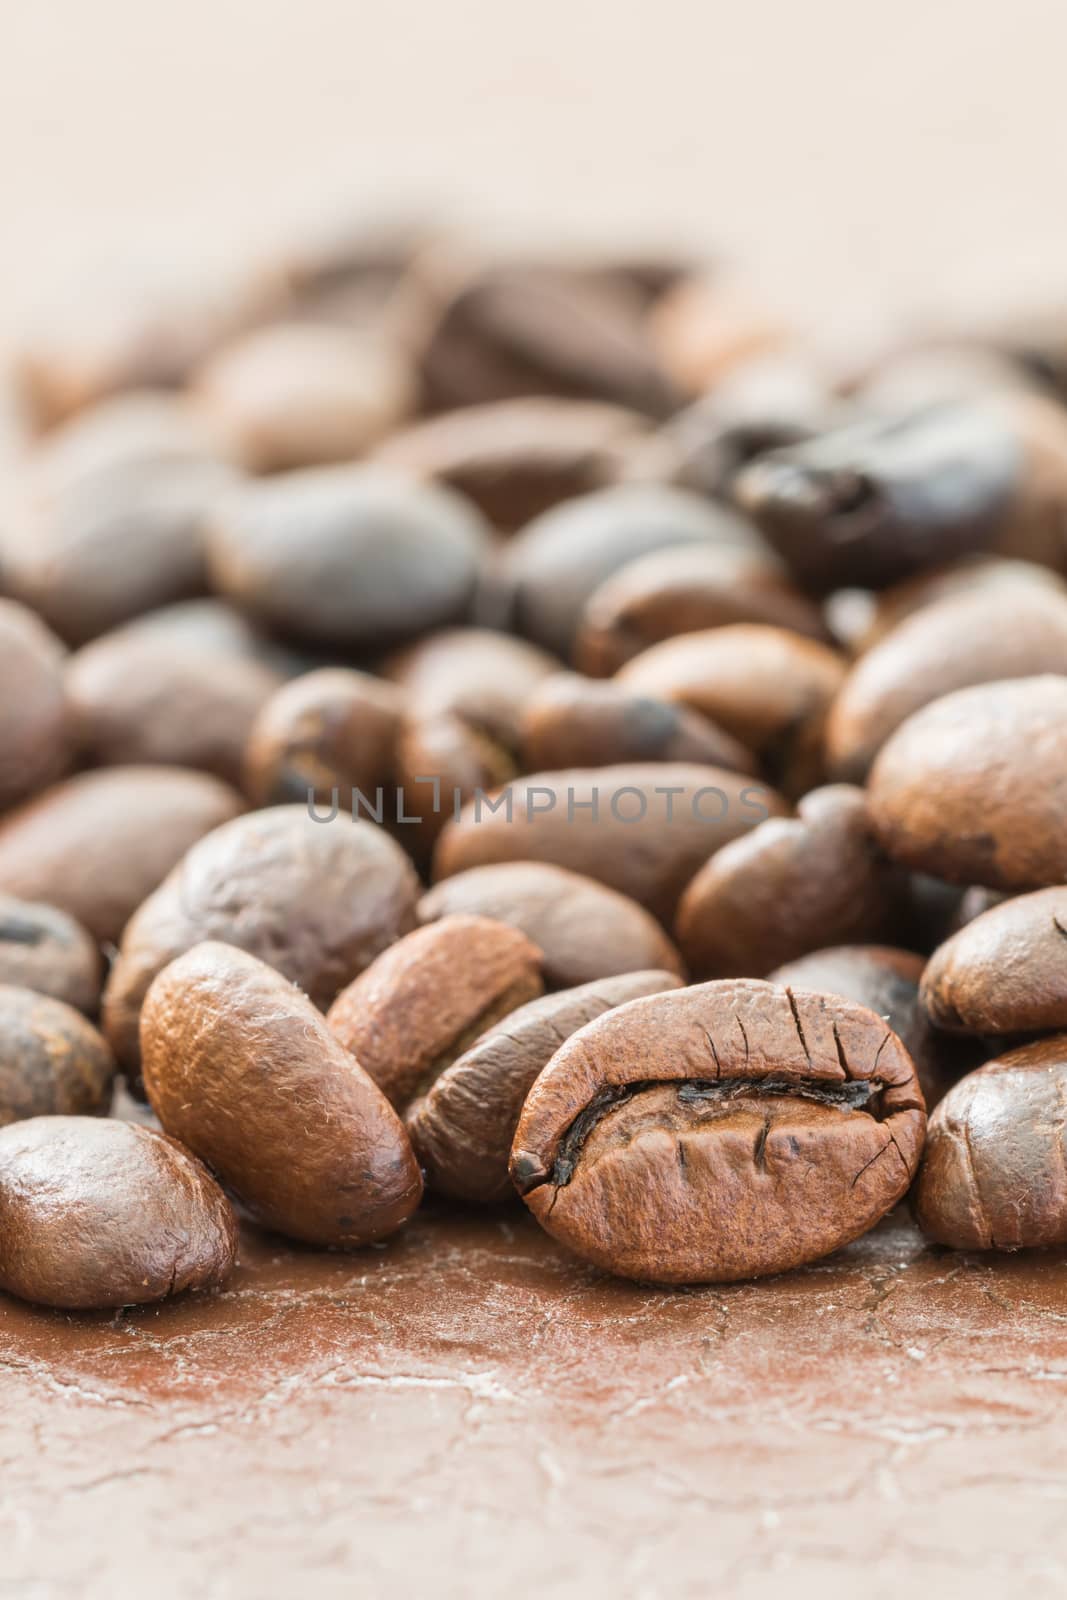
[510,979,925,1283]
[0,1117,237,1310]
[0,896,101,1014]
[914,1039,1067,1250]
[921,887,1067,1035]
[0,987,115,1126]
[141,942,423,1247]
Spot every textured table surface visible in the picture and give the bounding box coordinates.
[3,1202,1066,1599]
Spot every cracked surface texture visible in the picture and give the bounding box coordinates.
[3,1202,1067,1598]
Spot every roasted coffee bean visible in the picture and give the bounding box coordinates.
[676,786,904,979]
[0,987,114,1124]
[646,277,787,396]
[510,978,925,1283]
[857,556,1066,651]
[518,673,756,774]
[326,916,543,1109]
[639,354,840,497]
[393,712,517,861]
[103,805,418,1074]
[500,484,766,659]
[575,543,828,677]
[921,887,1067,1035]
[66,621,283,786]
[194,322,412,473]
[0,897,101,1014]
[433,764,784,923]
[1,395,237,645]
[417,862,685,988]
[769,945,970,1111]
[205,465,489,650]
[0,1116,237,1309]
[914,1038,1067,1249]
[243,668,402,808]
[868,676,1067,890]
[617,624,846,795]
[142,942,422,1247]
[404,253,676,416]
[825,586,1067,781]
[0,766,243,945]
[408,970,684,1204]
[382,627,558,744]
[0,599,70,810]
[374,398,653,530]
[734,402,1022,593]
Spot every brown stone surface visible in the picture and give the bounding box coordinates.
[2,1200,1067,1598]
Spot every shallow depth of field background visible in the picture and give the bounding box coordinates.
[3,0,1066,343]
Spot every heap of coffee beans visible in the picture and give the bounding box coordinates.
[3,219,1067,1306]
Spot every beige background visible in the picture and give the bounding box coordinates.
[4,0,1067,338]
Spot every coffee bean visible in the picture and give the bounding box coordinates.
[141,942,422,1247]
[417,862,685,988]
[734,402,1022,592]
[914,1038,1067,1249]
[205,465,489,649]
[327,916,543,1109]
[433,764,784,922]
[617,624,847,796]
[510,978,925,1283]
[921,887,1067,1035]
[0,897,101,1014]
[404,254,676,416]
[518,672,756,774]
[0,987,114,1125]
[0,1117,237,1309]
[382,627,558,745]
[374,398,653,531]
[2,395,238,645]
[0,766,243,945]
[857,555,1066,652]
[676,786,905,979]
[243,668,402,808]
[769,945,971,1111]
[103,805,419,1075]
[0,599,70,810]
[868,676,1067,889]
[66,620,283,786]
[574,543,828,677]
[825,586,1067,782]
[408,970,685,1204]
[394,713,518,862]
[500,484,766,659]
[195,322,413,473]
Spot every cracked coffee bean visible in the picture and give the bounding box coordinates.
[617,624,846,796]
[205,465,490,650]
[675,786,905,980]
[433,763,785,923]
[518,672,756,775]
[0,986,115,1125]
[921,887,1067,1035]
[868,676,1067,890]
[769,945,972,1111]
[574,543,827,678]
[510,978,926,1283]
[243,668,402,808]
[326,916,544,1109]
[0,896,101,1014]
[825,585,1067,782]
[374,397,653,531]
[142,942,422,1247]
[103,805,419,1076]
[499,484,766,659]
[0,766,243,946]
[407,969,684,1205]
[0,1116,237,1309]
[417,862,685,989]
[914,1038,1067,1250]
